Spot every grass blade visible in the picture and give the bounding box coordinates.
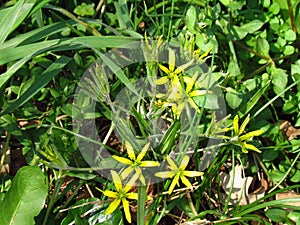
[0,0,38,46]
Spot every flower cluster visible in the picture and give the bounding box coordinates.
[100,141,203,223]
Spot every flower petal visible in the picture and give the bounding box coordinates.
[136,142,150,162]
[243,142,262,153]
[124,172,139,193]
[169,49,176,72]
[174,59,194,74]
[239,114,250,135]
[179,155,190,170]
[168,174,180,194]
[102,190,118,198]
[187,98,200,113]
[183,170,204,177]
[120,166,134,180]
[127,192,139,200]
[113,155,133,165]
[125,141,136,160]
[239,130,264,141]
[155,171,175,178]
[180,175,193,189]
[105,199,121,215]
[189,90,206,97]
[111,170,122,192]
[122,198,132,223]
[155,76,169,85]
[233,115,239,135]
[140,161,160,167]
[166,155,179,171]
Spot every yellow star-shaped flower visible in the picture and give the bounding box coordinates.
[231,114,264,153]
[155,155,203,194]
[113,141,160,185]
[101,170,138,223]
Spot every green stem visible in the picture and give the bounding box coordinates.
[137,185,147,225]
[42,176,64,225]
[223,150,235,213]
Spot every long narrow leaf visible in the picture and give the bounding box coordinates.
[0,56,71,116]
[0,0,38,46]
[0,36,141,65]
[0,41,58,90]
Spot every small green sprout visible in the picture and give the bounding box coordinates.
[155,155,203,194]
[230,114,264,153]
[113,141,160,185]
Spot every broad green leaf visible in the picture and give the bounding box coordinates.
[256,37,270,58]
[0,56,72,116]
[269,170,285,182]
[219,0,246,10]
[0,0,38,46]
[266,208,287,223]
[0,166,47,225]
[285,29,296,41]
[73,2,95,17]
[186,5,197,34]
[241,20,264,33]
[226,92,243,109]
[238,80,270,117]
[271,68,287,96]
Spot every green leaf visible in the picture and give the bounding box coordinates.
[256,37,270,58]
[285,29,296,41]
[0,0,38,46]
[271,68,288,96]
[74,3,95,17]
[241,20,264,33]
[186,5,197,34]
[0,166,47,225]
[0,56,72,116]
[269,170,285,182]
[291,170,300,183]
[226,91,243,109]
[266,208,287,223]
[238,80,270,118]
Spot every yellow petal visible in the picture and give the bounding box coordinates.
[198,48,211,60]
[243,142,262,153]
[179,155,190,170]
[127,192,138,200]
[105,199,121,215]
[187,98,200,113]
[102,190,118,198]
[140,161,160,167]
[112,155,133,165]
[155,171,175,178]
[111,170,122,192]
[233,115,239,135]
[239,130,264,141]
[239,114,250,135]
[124,172,139,193]
[189,90,206,97]
[168,174,180,194]
[166,155,179,171]
[120,167,134,180]
[183,170,204,177]
[169,49,176,72]
[122,198,132,223]
[125,141,136,160]
[180,175,193,189]
[174,59,194,74]
[155,76,169,85]
[159,64,170,75]
[136,142,150,162]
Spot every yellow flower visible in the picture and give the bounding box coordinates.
[101,170,138,223]
[113,141,160,185]
[231,114,264,153]
[182,71,208,113]
[155,155,203,194]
